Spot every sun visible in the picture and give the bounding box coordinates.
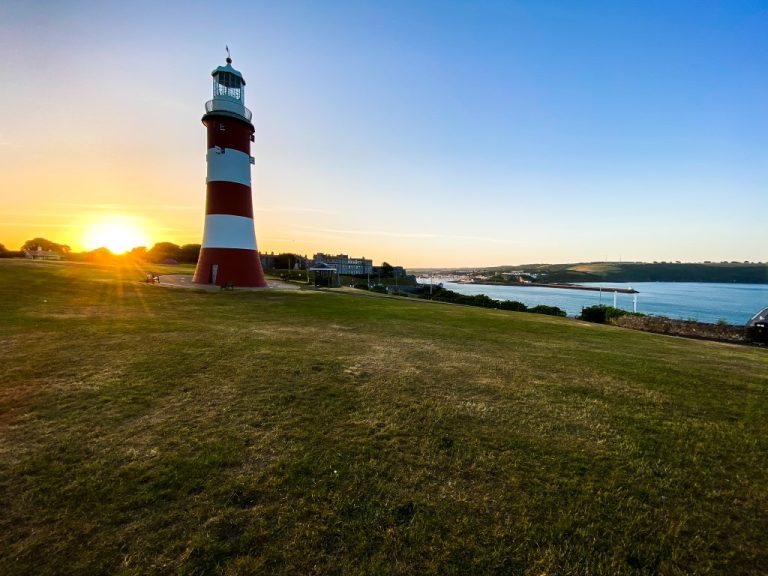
[82,216,150,254]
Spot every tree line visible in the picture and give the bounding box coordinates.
[0,238,312,269]
[0,238,202,264]
[126,243,201,263]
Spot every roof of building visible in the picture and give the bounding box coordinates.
[747,307,768,327]
[309,262,337,272]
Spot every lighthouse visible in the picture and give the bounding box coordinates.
[193,53,268,287]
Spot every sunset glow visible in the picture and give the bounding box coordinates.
[0,2,765,266]
[82,216,150,254]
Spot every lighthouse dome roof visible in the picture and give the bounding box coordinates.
[211,63,246,85]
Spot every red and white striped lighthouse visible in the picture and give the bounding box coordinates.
[193,54,268,287]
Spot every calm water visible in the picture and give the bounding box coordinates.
[424,280,768,325]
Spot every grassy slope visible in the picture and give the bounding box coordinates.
[1,260,767,575]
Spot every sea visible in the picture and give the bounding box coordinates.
[419,280,768,326]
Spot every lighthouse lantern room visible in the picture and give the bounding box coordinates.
[193,53,267,287]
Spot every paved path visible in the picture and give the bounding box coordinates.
[156,274,300,291]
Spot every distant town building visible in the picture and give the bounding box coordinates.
[23,246,61,260]
[313,253,373,275]
[260,252,277,270]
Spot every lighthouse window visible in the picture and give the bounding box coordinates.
[215,83,241,100]
[215,73,243,100]
[219,123,226,131]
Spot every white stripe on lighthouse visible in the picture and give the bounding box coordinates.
[206,148,251,187]
[201,214,258,250]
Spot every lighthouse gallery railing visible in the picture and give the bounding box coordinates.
[205,99,253,122]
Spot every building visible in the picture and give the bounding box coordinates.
[23,246,61,260]
[260,252,277,270]
[309,261,339,287]
[192,52,268,287]
[313,253,373,276]
[747,307,768,343]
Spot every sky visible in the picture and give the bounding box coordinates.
[1,0,766,267]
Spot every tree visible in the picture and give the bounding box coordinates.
[0,243,6,253]
[128,246,148,260]
[22,238,71,253]
[381,262,394,278]
[86,247,114,262]
[274,253,300,270]
[178,244,201,264]
[147,242,180,263]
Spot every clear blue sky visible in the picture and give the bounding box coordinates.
[1,1,766,266]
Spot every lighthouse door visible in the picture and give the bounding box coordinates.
[210,264,219,284]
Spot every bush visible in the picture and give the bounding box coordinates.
[353,283,370,290]
[370,285,387,294]
[498,300,528,312]
[529,305,566,317]
[579,305,630,324]
[418,286,571,316]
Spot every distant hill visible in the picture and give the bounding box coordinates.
[415,262,768,284]
[530,262,768,284]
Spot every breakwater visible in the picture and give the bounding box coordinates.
[471,281,638,294]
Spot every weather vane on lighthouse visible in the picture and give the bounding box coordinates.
[192,52,268,287]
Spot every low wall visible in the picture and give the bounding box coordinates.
[611,316,746,343]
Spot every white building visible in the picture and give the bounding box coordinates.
[312,253,373,275]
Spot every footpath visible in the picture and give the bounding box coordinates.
[155,274,300,291]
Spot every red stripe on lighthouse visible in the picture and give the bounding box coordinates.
[205,118,253,155]
[205,181,254,218]
[193,247,267,287]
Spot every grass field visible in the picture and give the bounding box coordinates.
[1,259,767,575]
